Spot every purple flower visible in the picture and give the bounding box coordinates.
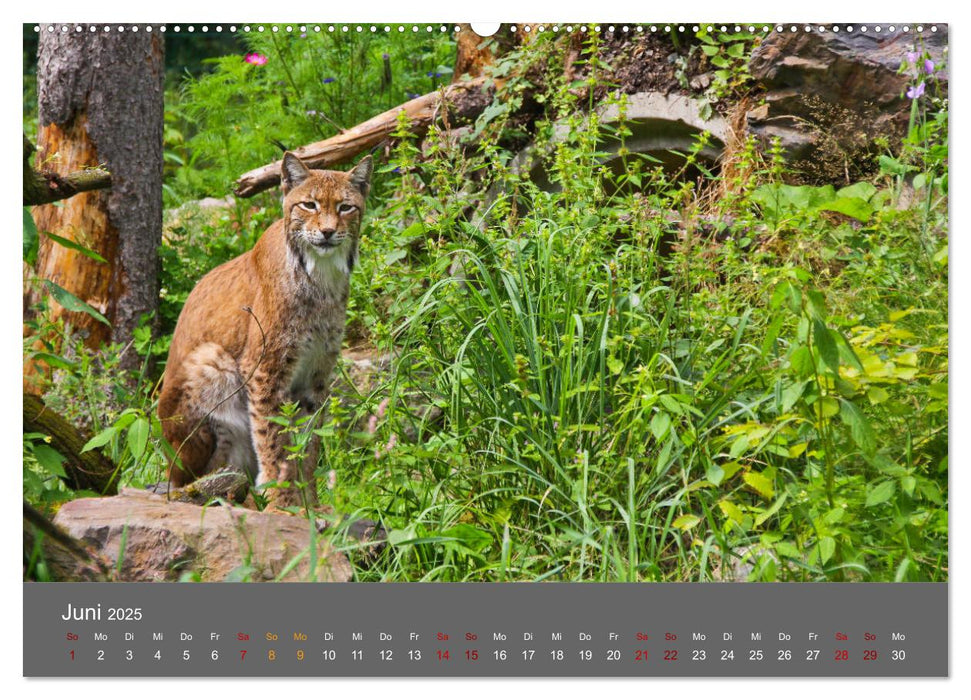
[906,82,925,99]
[924,58,936,74]
[306,110,318,117]
[322,77,335,84]
[906,51,918,64]
[382,52,389,59]
[244,53,268,66]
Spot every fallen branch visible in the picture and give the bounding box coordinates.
[23,134,111,206]
[147,469,250,504]
[23,392,119,495]
[233,78,491,198]
[24,501,111,581]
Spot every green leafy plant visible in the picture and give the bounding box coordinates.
[693,25,761,118]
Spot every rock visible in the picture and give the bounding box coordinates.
[521,91,729,193]
[339,347,393,397]
[167,195,235,220]
[689,72,713,91]
[746,26,948,179]
[318,516,389,568]
[24,501,111,582]
[162,195,238,245]
[710,544,782,582]
[53,488,353,582]
[600,91,728,173]
[331,347,442,442]
[596,90,730,148]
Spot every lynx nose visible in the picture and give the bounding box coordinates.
[312,228,339,249]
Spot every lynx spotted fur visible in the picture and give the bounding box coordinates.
[158,153,372,507]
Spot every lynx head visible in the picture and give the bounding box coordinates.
[280,152,372,275]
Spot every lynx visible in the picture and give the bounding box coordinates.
[158,153,372,508]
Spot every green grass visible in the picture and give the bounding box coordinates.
[318,148,947,583]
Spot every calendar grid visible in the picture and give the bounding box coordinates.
[24,582,947,677]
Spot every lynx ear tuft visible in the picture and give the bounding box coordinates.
[281,152,311,193]
[348,155,373,198]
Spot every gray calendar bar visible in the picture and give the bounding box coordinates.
[23,582,947,677]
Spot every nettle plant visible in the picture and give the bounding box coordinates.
[719,273,947,581]
[691,25,761,119]
[699,143,947,581]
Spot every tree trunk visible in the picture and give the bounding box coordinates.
[27,24,164,373]
[454,25,496,80]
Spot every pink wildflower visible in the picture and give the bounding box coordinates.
[374,433,398,460]
[367,414,378,434]
[245,53,268,66]
[376,398,390,419]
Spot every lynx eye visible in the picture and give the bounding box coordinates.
[297,201,318,211]
[337,203,357,215]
